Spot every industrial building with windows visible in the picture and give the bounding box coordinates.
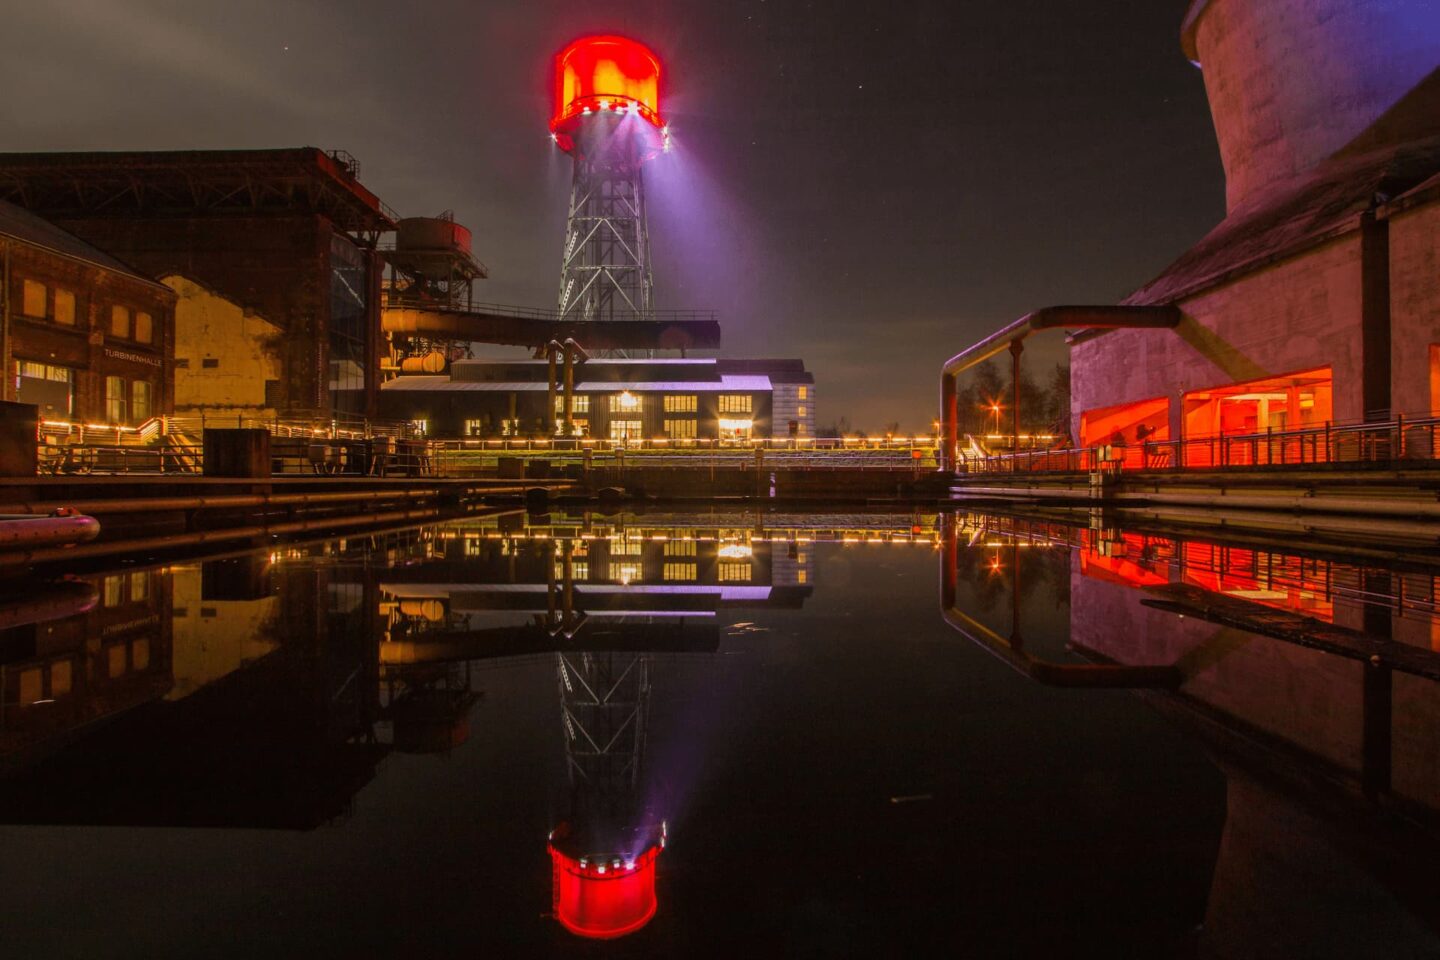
[373,357,815,440]
[1,199,175,427]
[1067,0,1440,455]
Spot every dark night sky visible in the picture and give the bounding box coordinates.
[0,0,1222,430]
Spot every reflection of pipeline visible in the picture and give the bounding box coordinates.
[939,526,1181,688]
[0,579,98,632]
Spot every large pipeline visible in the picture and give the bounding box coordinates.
[938,305,1182,470]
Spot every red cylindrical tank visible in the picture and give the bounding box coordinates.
[549,842,661,939]
[550,35,668,158]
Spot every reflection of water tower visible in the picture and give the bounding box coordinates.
[550,36,671,326]
[545,547,665,939]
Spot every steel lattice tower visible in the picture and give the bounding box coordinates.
[557,153,655,323]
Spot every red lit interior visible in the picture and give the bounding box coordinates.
[549,843,661,940]
[1180,366,1333,464]
[552,35,664,141]
[1079,396,1171,469]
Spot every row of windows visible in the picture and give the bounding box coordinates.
[20,279,155,345]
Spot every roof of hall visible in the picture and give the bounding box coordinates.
[0,199,168,290]
[1125,132,1440,308]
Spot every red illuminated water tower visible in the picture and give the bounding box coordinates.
[550,35,671,325]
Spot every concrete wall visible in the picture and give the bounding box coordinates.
[771,383,816,438]
[1388,198,1440,417]
[1072,235,1366,440]
[164,275,282,420]
[1187,0,1440,213]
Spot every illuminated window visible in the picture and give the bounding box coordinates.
[103,575,124,607]
[19,668,41,704]
[797,405,807,418]
[610,538,643,556]
[54,289,75,326]
[609,560,643,582]
[134,311,153,344]
[663,395,697,413]
[664,562,697,581]
[21,279,46,318]
[110,305,131,339]
[107,644,126,678]
[555,394,591,414]
[719,417,754,440]
[129,572,149,601]
[718,561,751,582]
[664,539,697,556]
[501,418,522,436]
[719,394,752,414]
[131,381,153,422]
[610,392,642,413]
[798,386,808,400]
[664,418,697,439]
[105,376,126,423]
[797,569,808,584]
[412,419,428,436]
[132,639,150,671]
[15,361,74,419]
[464,419,484,436]
[51,660,72,697]
[609,419,643,441]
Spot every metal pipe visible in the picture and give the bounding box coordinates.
[1,237,9,402]
[938,305,1181,470]
[546,340,560,436]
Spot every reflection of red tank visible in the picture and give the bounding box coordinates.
[550,35,669,159]
[549,830,663,940]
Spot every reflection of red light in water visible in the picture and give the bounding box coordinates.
[549,843,661,939]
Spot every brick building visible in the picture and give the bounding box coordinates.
[0,148,396,419]
[0,200,175,426]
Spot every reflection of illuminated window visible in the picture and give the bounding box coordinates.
[664,562,697,581]
[132,639,150,671]
[609,561,643,582]
[718,543,753,559]
[103,575,124,607]
[610,539,643,556]
[797,569,808,584]
[129,572,149,601]
[665,539,696,557]
[719,561,751,582]
[719,394,751,413]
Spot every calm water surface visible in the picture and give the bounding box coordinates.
[1,509,1438,958]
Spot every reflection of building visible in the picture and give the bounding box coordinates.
[0,568,173,767]
[376,357,815,440]
[940,512,1440,953]
[1070,0,1440,447]
[0,149,397,418]
[1,199,176,425]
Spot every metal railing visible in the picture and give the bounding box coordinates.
[955,415,1440,475]
[382,290,717,324]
